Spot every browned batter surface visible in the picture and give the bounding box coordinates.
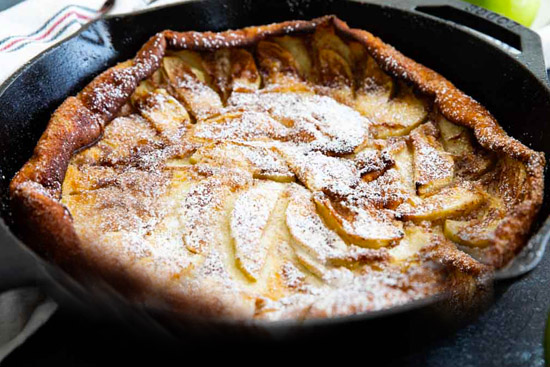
[11,17,544,321]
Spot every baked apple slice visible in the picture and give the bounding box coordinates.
[438,116,472,156]
[272,36,313,79]
[132,87,191,143]
[316,48,354,103]
[351,43,425,137]
[379,139,416,199]
[312,24,355,103]
[389,225,433,261]
[352,50,394,112]
[438,116,495,178]
[356,81,428,139]
[397,185,484,221]
[350,43,395,97]
[443,199,504,248]
[277,147,360,195]
[275,93,369,154]
[410,122,454,196]
[190,110,290,144]
[231,181,285,281]
[312,22,353,65]
[227,91,369,154]
[354,147,395,182]
[62,164,117,195]
[182,176,235,254]
[286,185,348,261]
[162,52,223,120]
[444,219,498,248]
[286,185,389,270]
[229,48,262,94]
[351,47,428,139]
[256,40,312,93]
[190,142,294,183]
[73,115,161,166]
[204,48,261,101]
[314,192,404,248]
[292,248,327,278]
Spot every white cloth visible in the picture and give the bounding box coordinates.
[0,0,183,363]
[0,289,57,362]
[0,0,182,82]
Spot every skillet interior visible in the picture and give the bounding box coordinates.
[0,0,550,350]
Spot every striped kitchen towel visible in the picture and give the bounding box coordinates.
[0,0,183,83]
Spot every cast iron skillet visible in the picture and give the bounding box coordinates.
[1,0,550,343]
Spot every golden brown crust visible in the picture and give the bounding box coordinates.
[10,16,544,314]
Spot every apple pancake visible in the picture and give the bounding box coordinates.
[10,16,544,321]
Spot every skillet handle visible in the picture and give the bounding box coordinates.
[400,0,549,84]
[494,216,550,280]
[0,222,38,290]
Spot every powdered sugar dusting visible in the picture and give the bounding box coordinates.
[411,123,454,191]
[229,91,370,154]
[286,184,348,263]
[182,177,227,254]
[62,25,499,321]
[231,181,284,280]
[192,110,290,142]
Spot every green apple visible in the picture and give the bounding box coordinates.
[465,0,541,26]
